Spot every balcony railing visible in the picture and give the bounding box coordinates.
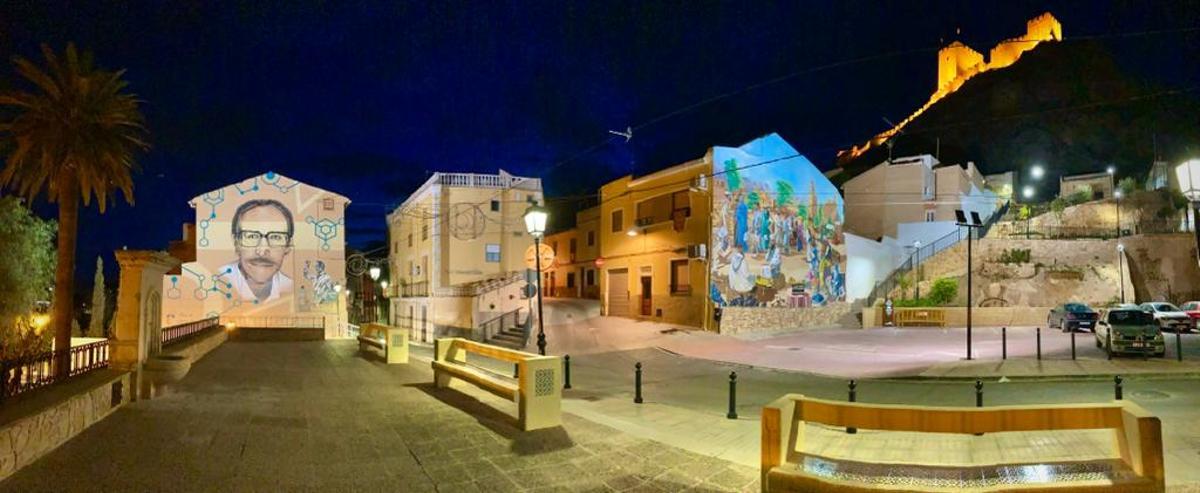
[219,315,326,329]
[400,281,430,297]
[438,172,522,189]
[162,317,220,347]
[0,340,110,404]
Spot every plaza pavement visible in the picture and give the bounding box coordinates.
[0,340,758,493]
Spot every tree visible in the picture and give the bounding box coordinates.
[1117,177,1138,198]
[0,44,148,377]
[928,278,959,306]
[723,159,741,192]
[746,191,760,210]
[1050,196,1067,221]
[774,180,794,209]
[0,197,56,359]
[88,256,105,336]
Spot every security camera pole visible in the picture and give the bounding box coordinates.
[956,210,984,360]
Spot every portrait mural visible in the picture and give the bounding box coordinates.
[709,133,846,308]
[161,171,349,331]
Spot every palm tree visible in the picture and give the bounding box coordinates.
[0,44,148,378]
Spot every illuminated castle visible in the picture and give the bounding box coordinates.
[840,12,1062,163]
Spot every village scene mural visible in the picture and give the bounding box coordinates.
[709,133,846,308]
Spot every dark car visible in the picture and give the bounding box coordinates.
[1047,302,1099,332]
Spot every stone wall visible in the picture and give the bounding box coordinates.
[163,326,228,363]
[720,304,854,335]
[862,306,1053,328]
[0,371,131,480]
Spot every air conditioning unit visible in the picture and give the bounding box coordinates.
[635,216,654,227]
[687,244,707,260]
[690,174,708,192]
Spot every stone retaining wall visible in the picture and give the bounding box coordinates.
[720,304,854,335]
[0,370,131,480]
[862,306,1053,328]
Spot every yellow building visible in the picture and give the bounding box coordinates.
[386,171,543,342]
[598,154,713,329]
[543,206,600,299]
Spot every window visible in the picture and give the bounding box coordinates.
[527,194,536,203]
[485,244,501,262]
[587,230,595,246]
[567,272,576,288]
[611,209,624,232]
[670,259,690,294]
[407,233,413,247]
[421,224,428,240]
[925,210,935,222]
[490,200,500,212]
[672,190,691,218]
[586,269,595,286]
[636,190,691,225]
[569,238,577,255]
[322,198,335,210]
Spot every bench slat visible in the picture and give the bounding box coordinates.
[432,360,518,401]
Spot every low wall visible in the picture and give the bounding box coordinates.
[230,326,324,342]
[862,306,1053,328]
[163,326,227,362]
[721,304,854,335]
[0,370,131,480]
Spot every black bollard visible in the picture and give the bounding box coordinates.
[1177,331,1183,362]
[1115,375,1123,400]
[1036,327,1042,360]
[1071,330,1077,360]
[1002,327,1007,360]
[1107,329,1113,361]
[727,372,738,420]
[513,363,519,378]
[847,380,858,434]
[975,380,983,407]
[563,355,572,390]
[634,362,643,404]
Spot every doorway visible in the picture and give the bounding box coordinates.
[640,276,652,316]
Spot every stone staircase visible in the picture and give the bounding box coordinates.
[486,326,527,350]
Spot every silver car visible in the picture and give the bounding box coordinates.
[1140,302,1194,333]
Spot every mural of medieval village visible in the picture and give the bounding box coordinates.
[709,133,846,308]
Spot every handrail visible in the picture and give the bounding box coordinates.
[477,307,523,342]
[162,316,220,347]
[0,340,110,404]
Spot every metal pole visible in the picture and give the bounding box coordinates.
[1119,250,1126,304]
[1114,375,1123,400]
[1071,330,1076,360]
[847,380,857,434]
[967,228,973,360]
[727,372,738,420]
[915,248,920,302]
[975,380,983,407]
[1002,327,1007,360]
[1107,328,1113,361]
[534,236,547,356]
[1036,327,1042,360]
[634,362,643,404]
[1177,332,1183,362]
[563,355,572,389]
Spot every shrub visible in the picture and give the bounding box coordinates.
[927,278,959,306]
[1067,185,1093,205]
[997,248,1031,264]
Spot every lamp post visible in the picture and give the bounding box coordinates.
[1114,189,1123,238]
[334,284,344,336]
[524,205,549,355]
[1022,186,1035,239]
[368,267,381,322]
[380,280,389,324]
[1177,160,1200,267]
[956,210,984,360]
[913,240,922,301]
[1117,243,1126,304]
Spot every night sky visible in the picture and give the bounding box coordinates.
[1,1,1197,281]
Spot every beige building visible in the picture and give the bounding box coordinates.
[386,171,543,342]
[843,155,994,241]
[598,154,713,329]
[543,206,600,299]
[1060,171,1114,200]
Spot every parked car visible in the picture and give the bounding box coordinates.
[1047,302,1099,332]
[1139,302,1194,333]
[1095,309,1165,357]
[1179,301,1200,326]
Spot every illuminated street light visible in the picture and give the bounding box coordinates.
[1176,159,1200,267]
[626,228,638,237]
[524,205,549,355]
[381,280,389,291]
[1022,186,1034,199]
[1107,165,1116,175]
[369,266,381,281]
[1031,165,1045,179]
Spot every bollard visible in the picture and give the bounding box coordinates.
[726,372,738,420]
[1177,331,1184,362]
[634,362,643,404]
[847,380,858,434]
[1107,329,1113,361]
[1002,327,1007,360]
[563,355,572,390]
[1071,330,1077,360]
[975,380,983,407]
[1115,375,1123,400]
[1036,327,1042,360]
[514,363,519,378]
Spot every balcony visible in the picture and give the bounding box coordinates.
[399,281,430,298]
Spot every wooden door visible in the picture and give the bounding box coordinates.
[640,276,652,316]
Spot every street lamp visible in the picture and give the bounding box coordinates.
[1176,159,1200,267]
[369,266,381,281]
[956,210,984,360]
[1114,189,1123,238]
[524,205,549,355]
[1117,243,1126,304]
[1031,165,1045,180]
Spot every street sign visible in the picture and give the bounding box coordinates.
[525,243,555,272]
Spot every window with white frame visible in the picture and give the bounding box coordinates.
[925,210,935,222]
[485,244,501,262]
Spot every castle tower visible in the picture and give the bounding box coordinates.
[1026,12,1063,42]
[937,41,984,91]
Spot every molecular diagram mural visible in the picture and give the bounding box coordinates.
[307,216,344,251]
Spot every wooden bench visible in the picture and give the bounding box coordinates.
[432,337,561,431]
[357,323,408,364]
[895,308,947,327]
[762,394,1164,492]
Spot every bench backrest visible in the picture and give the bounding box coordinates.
[436,337,542,364]
[895,309,945,323]
[762,394,1163,486]
[361,323,389,340]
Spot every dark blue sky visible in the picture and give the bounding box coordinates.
[1,1,1197,277]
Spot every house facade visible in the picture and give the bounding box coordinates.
[542,206,601,299]
[1060,171,1114,200]
[843,155,995,241]
[386,170,542,342]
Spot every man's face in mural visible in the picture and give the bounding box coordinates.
[232,200,293,299]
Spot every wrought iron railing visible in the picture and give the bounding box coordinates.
[219,315,326,329]
[477,307,524,343]
[0,340,110,404]
[162,317,220,347]
[400,281,430,297]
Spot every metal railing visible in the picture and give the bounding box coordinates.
[400,281,430,297]
[162,317,220,347]
[996,218,1191,240]
[219,315,326,329]
[0,340,110,404]
[477,307,524,343]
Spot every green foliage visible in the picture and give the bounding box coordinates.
[746,191,760,209]
[0,197,56,357]
[1117,177,1138,198]
[1017,204,1032,221]
[927,277,959,306]
[723,159,741,192]
[997,248,1031,264]
[1066,185,1093,205]
[895,272,912,299]
[1168,189,1189,211]
[1050,196,1067,220]
[774,180,793,208]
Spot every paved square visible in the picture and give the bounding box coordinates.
[0,340,758,492]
